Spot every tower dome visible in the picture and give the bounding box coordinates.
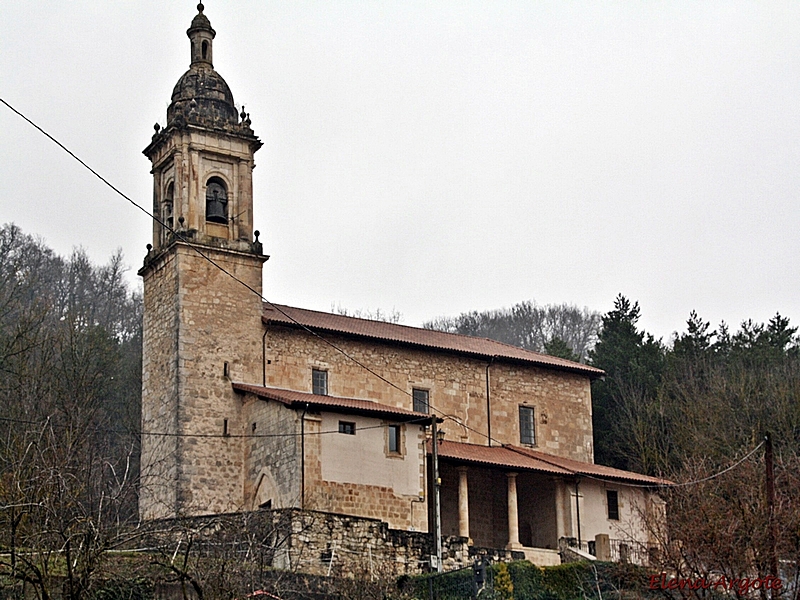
[166,3,239,131]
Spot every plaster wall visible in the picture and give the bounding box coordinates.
[571,479,654,547]
[303,411,428,531]
[318,413,424,497]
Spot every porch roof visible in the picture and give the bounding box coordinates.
[435,440,671,486]
[232,382,436,423]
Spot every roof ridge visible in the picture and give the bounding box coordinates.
[265,302,489,339]
[262,302,603,375]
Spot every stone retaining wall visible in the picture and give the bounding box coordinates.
[143,508,534,580]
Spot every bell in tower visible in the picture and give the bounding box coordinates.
[205,177,228,224]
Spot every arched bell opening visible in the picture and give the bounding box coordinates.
[158,181,175,247]
[205,177,228,224]
[163,182,175,230]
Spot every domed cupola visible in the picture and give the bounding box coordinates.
[143,2,261,260]
[166,3,240,131]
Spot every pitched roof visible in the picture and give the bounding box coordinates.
[262,304,604,378]
[232,382,434,422]
[435,440,571,476]
[435,440,671,486]
[510,445,672,485]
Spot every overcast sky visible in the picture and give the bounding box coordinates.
[2,1,799,342]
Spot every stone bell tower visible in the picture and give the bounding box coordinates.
[139,3,267,520]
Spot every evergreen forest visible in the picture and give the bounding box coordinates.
[428,296,800,585]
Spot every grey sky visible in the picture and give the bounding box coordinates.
[2,1,799,341]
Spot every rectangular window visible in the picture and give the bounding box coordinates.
[388,424,401,454]
[338,421,355,435]
[312,368,328,395]
[413,388,429,414]
[519,406,535,445]
[607,490,619,520]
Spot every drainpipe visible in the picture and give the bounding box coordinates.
[485,356,496,447]
[300,404,308,509]
[575,478,582,547]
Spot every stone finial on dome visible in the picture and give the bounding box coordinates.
[188,2,215,67]
[161,5,261,135]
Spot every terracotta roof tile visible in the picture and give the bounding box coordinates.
[232,382,433,422]
[262,304,604,378]
[435,440,572,475]
[508,445,672,485]
[434,440,670,485]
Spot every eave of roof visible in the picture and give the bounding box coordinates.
[232,382,436,423]
[434,440,671,486]
[262,303,604,379]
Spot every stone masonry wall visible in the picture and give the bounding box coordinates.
[242,393,301,509]
[274,509,521,577]
[140,243,265,519]
[140,250,180,520]
[174,244,264,515]
[262,325,594,462]
[491,362,593,462]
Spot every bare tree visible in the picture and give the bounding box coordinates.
[424,300,601,362]
[0,224,143,600]
[332,302,403,324]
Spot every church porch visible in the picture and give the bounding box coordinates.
[436,443,573,566]
[434,440,668,566]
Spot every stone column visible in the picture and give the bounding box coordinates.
[553,477,565,541]
[506,472,522,549]
[457,466,470,542]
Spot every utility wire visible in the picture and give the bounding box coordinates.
[0,414,432,439]
[0,96,500,447]
[0,406,766,489]
[0,95,411,399]
[0,98,765,494]
[503,441,766,490]
[662,440,765,488]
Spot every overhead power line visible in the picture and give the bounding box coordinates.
[5,95,756,492]
[0,414,432,439]
[0,96,500,447]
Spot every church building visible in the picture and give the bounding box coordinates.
[139,4,665,567]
